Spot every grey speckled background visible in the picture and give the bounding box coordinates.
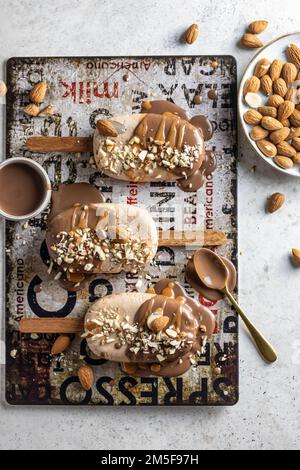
[0,0,299,451]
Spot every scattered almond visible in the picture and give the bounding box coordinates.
[267,94,284,108]
[257,139,277,157]
[30,81,47,104]
[78,365,94,390]
[23,103,40,117]
[273,78,288,98]
[151,315,169,333]
[185,24,200,44]
[258,106,277,118]
[273,155,294,169]
[254,58,271,78]
[290,109,300,127]
[278,101,295,121]
[0,80,7,97]
[39,104,55,116]
[281,62,298,84]
[250,126,269,141]
[243,76,260,96]
[287,44,300,68]
[241,33,263,49]
[248,20,268,35]
[269,59,284,81]
[269,127,290,145]
[243,109,262,125]
[260,75,273,96]
[292,249,300,264]
[277,141,296,158]
[292,137,300,152]
[51,335,71,355]
[96,119,118,137]
[266,192,285,213]
[261,116,283,131]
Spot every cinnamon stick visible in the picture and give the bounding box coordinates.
[25,136,93,153]
[19,318,84,334]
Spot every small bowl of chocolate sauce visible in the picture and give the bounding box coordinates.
[0,157,51,221]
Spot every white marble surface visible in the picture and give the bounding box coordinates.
[0,0,300,451]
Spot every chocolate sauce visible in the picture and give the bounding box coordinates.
[129,280,215,377]
[142,99,189,120]
[47,183,105,291]
[138,100,216,192]
[0,162,46,216]
[189,115,214,142]
[48,183,105,221]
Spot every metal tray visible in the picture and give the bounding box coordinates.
[5,56,238,405]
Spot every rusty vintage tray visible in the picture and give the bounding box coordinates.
[5,56,238,406]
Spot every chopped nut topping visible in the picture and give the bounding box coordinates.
[97,136,201,176]
[85,305,187,363]
[51,225,152,275]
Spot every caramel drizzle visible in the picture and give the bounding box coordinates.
[134,113,190,150]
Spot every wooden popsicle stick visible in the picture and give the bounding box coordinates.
[158,230,226,247]
[19,318,84,334]
[25,136,93,153]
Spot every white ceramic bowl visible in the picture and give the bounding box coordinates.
[239,32,300,177]
[0,157,52,221]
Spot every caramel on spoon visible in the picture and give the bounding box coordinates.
[193,248,277,363]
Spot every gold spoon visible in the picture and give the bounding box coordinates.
[193,248,278,363]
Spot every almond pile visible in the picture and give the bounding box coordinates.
[23,81,55,117]
[243,43,300,170]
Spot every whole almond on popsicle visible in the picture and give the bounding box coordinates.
[96,119,118,137]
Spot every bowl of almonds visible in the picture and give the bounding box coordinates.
[239,33,300,176]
